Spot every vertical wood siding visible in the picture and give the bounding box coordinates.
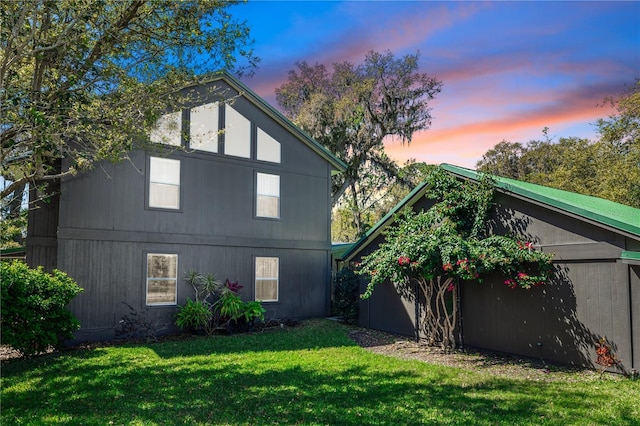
[355,192,639,371]
[28,81,336,342]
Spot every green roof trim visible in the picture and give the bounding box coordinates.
[212,71,347,174]
[622,251,640,261]
[331,243,354,260]
[441,164,640,238]
[0,246,25,254]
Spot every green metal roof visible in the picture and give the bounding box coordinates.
[441,164,640,238]
[342,163,640,263]
[331,243,354,259]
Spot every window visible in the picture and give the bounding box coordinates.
[146,253,178,305]
[256,128,281,163]
[256,173,280,218]
[224,105,251,158]
[150,111,182,146]
[255,257,278,302]
[190,102,219,153]
[149,157,180,210]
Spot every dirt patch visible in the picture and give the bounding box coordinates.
[348,328,609,382]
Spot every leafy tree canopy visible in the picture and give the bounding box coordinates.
[276,51,442,236]
[1,0,259,204]
[357,167,553,349]
[332,161,435,242]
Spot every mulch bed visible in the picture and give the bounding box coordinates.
[347,327,611,382]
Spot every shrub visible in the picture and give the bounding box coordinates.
[176,298,213,332]
[1,260,82,356]
[115,302,164,341]
[333,266,360,324]
[242,301,266,323]
[215,291,245,320]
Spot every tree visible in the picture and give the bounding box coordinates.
[597,78,640,151]
[275,51,442,236]
[357,168,553,350]
[475,141,525,180]
[595,79,640,206]
[331,161,435,242]
[477,81,640,209]
[1,0,259,210]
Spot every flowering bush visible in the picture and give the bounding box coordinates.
[358,168,553,350]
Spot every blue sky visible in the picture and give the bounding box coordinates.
[230,1,639,168]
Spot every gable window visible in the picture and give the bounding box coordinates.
[149,157,180,210]
[224,105,251,158]
[150,111,182,146]
[255,257,278,302]
[256,173,280,218]
[190,102,219,153]
[257,128,281,163]
[146,253,178,305]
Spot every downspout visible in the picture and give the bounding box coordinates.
[414,279,420,343]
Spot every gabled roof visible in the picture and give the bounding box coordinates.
[208,71,347,174]
[341,163,640,263]
[441,164,640,238]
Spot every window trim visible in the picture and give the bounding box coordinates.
[223,104,252,159]
[146,155,182,212]
[256,127,281,164]
[149,110,183,147]
[255,171,280,219]
[255,256,279,302]
[189,102,220,153]
[145,253,178,306]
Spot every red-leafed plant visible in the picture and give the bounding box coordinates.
[595,336,621,376]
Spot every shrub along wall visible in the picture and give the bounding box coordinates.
[1,260,83,356]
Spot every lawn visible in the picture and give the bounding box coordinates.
[1,320,638,425]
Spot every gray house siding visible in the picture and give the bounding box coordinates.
[61,239,330,341]
[26,175,59,272]
[460,192,635,371]
[27,74,343,341]
[348,183,639,373]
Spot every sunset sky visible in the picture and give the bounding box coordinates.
[231,1,639,168]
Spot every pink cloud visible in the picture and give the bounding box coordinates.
[384,83,618,168]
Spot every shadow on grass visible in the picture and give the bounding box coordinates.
[2,320,637,425]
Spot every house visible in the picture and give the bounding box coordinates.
[340,164,640,373]
[26,71,346,342]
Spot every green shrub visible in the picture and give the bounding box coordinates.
[215,291,244,320]
[333,266,360,324]
[1,260,82,356]
[175,298,212,332]
[242,300,266,323]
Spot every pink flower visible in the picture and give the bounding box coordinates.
[517,272,528,280]
[442,263,453,272]
[504,279,517,289]
[447,283,455,292]
[398,256,411,266]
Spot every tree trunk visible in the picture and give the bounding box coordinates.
[415,275,457,350]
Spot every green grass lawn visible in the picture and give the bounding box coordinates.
[2,320,638,425]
